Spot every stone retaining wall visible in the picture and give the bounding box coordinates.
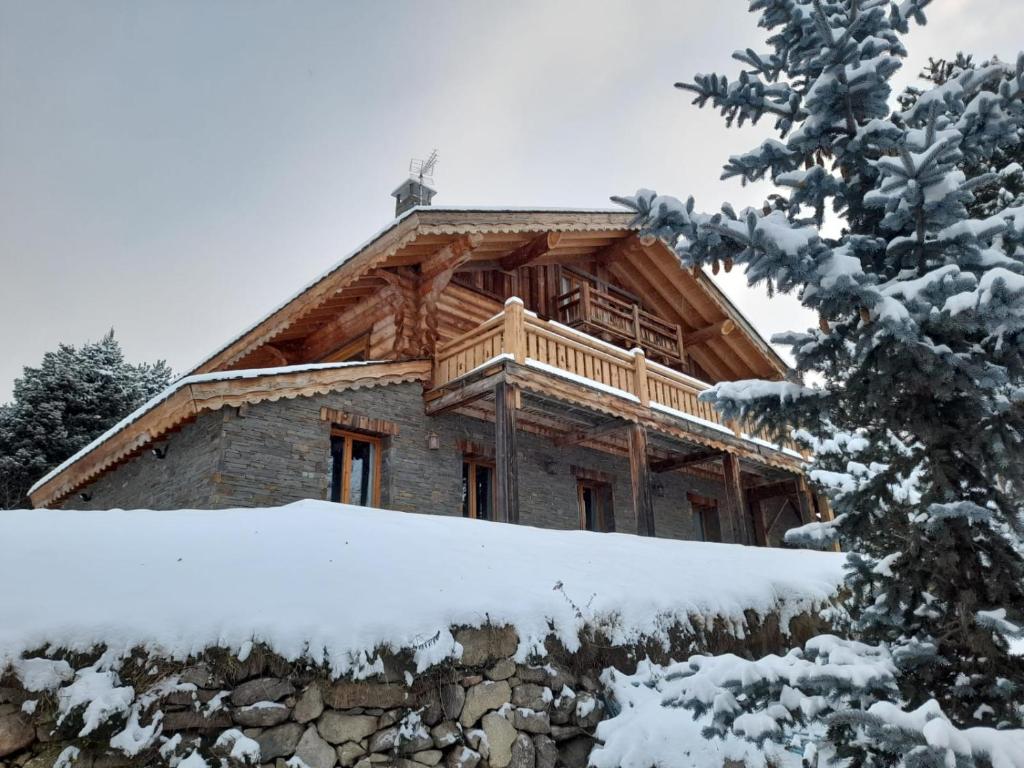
[0,616,826,768]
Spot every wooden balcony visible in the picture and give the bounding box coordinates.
[554,282,685,365]
[431,298,802,459]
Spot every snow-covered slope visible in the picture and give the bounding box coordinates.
[0,501,844,674]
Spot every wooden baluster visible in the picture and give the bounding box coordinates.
[503,297,527,364]
[632,304,642,349]
[580,282,591,325]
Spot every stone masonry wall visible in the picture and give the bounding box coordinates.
[63,382,739,543]
[0,613,829,768]
[66,410,224,511]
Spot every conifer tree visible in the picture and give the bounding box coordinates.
[0,331,171,508]
[614,0,1024,763]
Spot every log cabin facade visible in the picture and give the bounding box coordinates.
[29,205,829,546]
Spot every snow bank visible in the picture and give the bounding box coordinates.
[0,501,845,675]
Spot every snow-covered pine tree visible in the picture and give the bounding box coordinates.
[900,54,1024,226]
[0,331,171,508]
[613,0,1024,763]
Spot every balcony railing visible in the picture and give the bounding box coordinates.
[555,282,685,365]
[433,298,801,457]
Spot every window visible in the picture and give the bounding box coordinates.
[577,479,612,532]
[330,430,382,506]
[689,493,721,542]
[462,460,494,520]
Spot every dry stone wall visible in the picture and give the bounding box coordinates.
[0,615,826,768]
[0,627,607,768]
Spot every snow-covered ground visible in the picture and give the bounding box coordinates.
[0,500,844,675]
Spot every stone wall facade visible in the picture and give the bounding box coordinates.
[65,382,742,543]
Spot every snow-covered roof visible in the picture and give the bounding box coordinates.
[27,361,430,505]
[0,500,846,674]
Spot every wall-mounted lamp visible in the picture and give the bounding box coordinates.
[652,481,665,498]
[152,444,170,460]
[427,432,440,450]
[541,458,559,475]
[79,492,92,502]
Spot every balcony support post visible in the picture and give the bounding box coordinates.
[627,424,656,537]
[721,453,752,545]
[494,380,520,524]
[503,297,527,364]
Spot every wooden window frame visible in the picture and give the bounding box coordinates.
[576,477,611,532]
[463,459,496,520]
[330,429,382,507]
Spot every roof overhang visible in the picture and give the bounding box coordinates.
[185,207,788,380]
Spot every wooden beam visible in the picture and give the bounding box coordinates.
[721,453,750,545]
[795,477,815,525]
[494,381,520,524]
[745,478,800,504]
[650,449,723,474]
[500,232,563,271]
[554,417,628,447]
[424,372,503,416]
[418,234,486,354]
[627,424,655,536]
[748,496,769,546]
[592,234,641,266]
[683,318,736,347]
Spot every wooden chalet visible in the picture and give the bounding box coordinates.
[30,196,828,547]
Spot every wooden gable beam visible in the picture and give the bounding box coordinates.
[592,234,641,266]
[683,318,736,347]
[650,449,723,473]
[500,232,562,271]
[417,234,486,353]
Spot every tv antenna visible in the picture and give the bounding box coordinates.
[409,149,439,185]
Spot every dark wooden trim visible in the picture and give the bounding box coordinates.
[627,424,655,537]
[458,439,495,460]
[320,407,400,436]
[650,449,723,473]
[571,465,615,484]
[494,381,520,524]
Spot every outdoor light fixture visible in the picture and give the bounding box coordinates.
[79,492,92,502]
[152,444,170,460]
[427,432,440,450]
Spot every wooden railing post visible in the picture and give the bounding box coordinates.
[631,348,650,406]
[580,282,591,324]
[632,304,642,347]
[503,297,527,364]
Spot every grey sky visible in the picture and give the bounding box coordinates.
[2,0,1022,400]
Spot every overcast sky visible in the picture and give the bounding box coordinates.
[2,1,1022,400]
